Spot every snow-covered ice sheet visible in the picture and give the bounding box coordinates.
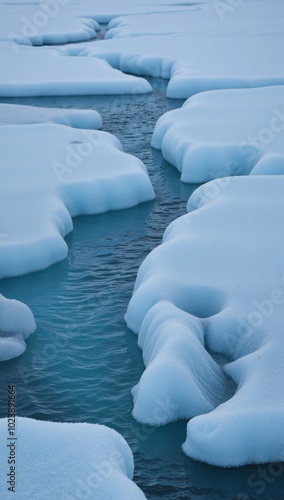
[152,86,284,182]
[126,176,284,466]
[0,417,146,499]
[106,1,282,39]
[68,0,284,98]
[0,42,152,97]
[0,0,205,45]
[0,1,100,46]
[0,295,35,361]
[0,103,102,128]
[0,122,154,278]
[1,0,283,98]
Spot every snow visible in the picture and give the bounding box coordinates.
[2,1,283,99]
[0,1,100,46]
[69,0,284,99]
[0,417,146,499]
[131,302,230,425]
[0,42,152,97]
[126,176,284,467]
[0,121,154,278]
[0,294,36,361]
[1,0,208,34]
[152,85,284,182]
[1,0,284,472]
[0,0,205,46]
[0,103,102,128]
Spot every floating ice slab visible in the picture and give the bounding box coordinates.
[0,103,102,129]
[0,295,36,361]
[0,417,146,499]
[126,176,284,466]
[0,123,154,278]
[0,42,152,97]
[152,86,284,182]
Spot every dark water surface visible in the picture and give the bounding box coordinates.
[0,79,284,499]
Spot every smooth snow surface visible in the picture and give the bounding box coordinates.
[0,0,206,46]
[0,417,146,499]
[0,121,154,278]
[0,295,36,361]
[0,2,100,46]
[1,1,284,98]
[69,0,284,98]
[152,86,284,182]
[0,0,208,43]
[126,176,284,466]
[0,103,102,128]
[0,42,152,97]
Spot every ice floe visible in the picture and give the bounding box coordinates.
[126,176,284,466]
[152,86,284,182]
[0,1,100,46]
[0,0,203,46]
[0,294,36,361]
[70,0,284,98]
[0,103,102,128]
[0,42,152,97]
[0,121,154,278]
[2,1,283,99]
[0,417,146,499]
[1,0,284,470]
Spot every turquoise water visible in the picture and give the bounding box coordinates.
[1,79,284,499]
